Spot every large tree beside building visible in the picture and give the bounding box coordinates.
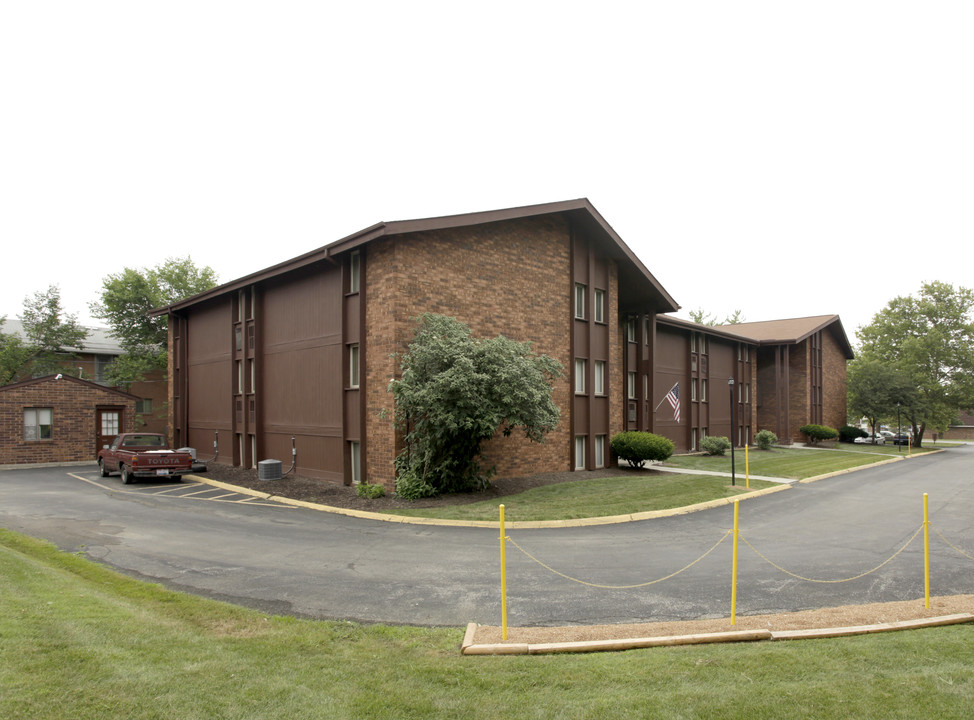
[855,281,974,445]
[90,257,218,388]
[390,313,562,499]
[0,286,87,384]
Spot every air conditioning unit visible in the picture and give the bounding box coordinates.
[258,459,282,481]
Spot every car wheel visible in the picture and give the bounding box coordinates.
[121,465,133,485]
[99,459,110,477]
[172,475,182,481]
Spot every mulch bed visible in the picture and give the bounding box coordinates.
[198,462,660,511]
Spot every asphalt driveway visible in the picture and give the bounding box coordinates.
[1,445,972,627]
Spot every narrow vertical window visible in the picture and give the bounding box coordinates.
[349,344,360,388]
[251,435,258,468]
[574,283,586,319]
[574,358,586,394]
[690,333,697,352]
[594,360,605,395]
[594,289,605,323]
[574,435,586,470]
[627,372,637,400]
[594,435,605,468]
[702,379,708,402]
[627,318,636,342]
[236,361,243,394]
[691,428,698,452]
[349,251,361,294]
[691,378,698,401]
[350,441,361,484]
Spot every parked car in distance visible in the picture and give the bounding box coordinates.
[879,430,895,440]
[97,433,194,484]
[854,434,886,445]
[891,433,912,446]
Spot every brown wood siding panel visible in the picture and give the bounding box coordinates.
[185,301,233,464]
[653,326,687,450]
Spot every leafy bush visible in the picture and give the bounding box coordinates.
[356,482,386,499]
[394,469,436,501]
[610,432,675,468]
[701,435,732,456]
[755,429,778,450]
[799,424,839,444]
[839,425,868,443]
[390,314,562,497]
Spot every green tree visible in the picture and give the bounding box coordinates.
[689,308,745,326]
[847,359,918,441]
[856,281,974,446]
[1,287,88,383]
[390,314,563,499]
[90,257,218,387]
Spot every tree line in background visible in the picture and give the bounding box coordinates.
[848,281,974,445]
[0,258,217,389]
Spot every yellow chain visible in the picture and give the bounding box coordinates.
[932,525,974,561]
[740,525,924,584]
[505,530,732,590]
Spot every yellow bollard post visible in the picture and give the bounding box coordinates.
[923,493,930,609]
[731,501,740,625]
[745,444,750,489]
[500,504,508,641]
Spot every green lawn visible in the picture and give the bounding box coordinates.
[385,474,777,522]
[3,529,973,719]
[663,445,932,479]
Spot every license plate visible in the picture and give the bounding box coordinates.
[156,469,170,476]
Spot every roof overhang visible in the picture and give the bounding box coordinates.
[152,198,679,317]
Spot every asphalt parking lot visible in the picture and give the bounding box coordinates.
[2,445,972,627]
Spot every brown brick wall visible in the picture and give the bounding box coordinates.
[0,378,136,464]
[787,341,809,442]
[365,215,573,487]
[822,330,849,432]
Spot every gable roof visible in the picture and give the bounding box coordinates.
[715,315,854,359]
[0,373,140,400]
[151,198,680,316]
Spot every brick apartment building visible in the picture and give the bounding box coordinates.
[152,199,852,487]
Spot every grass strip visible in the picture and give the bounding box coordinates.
[2,528,974,719]
[382,474,778,522]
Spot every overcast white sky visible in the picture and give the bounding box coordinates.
[2,1,972,344]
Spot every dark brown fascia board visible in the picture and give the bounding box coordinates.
[0,373,142,400]
[656,315,760,344]
[151,198,680,316]
[149,247,334,317]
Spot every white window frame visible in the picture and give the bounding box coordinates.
[594,360,605,395]
[594,289,605,323]
[350,441,361,484]
[627,372,637,400]
[594,435,605,468]
[349,251,361,294]
[24,407,53,441]
[349,344,360,388]
[574,435,586,470]
[575,358,586,394]
[574,283,586,320]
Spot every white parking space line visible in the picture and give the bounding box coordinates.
[66,472,294,509]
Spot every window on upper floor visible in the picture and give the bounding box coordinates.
[349,344,360,388]
[349,251,361,294]
[594,360,605,395]
[574,283,586,320]
[575,358,587,394]
[594,289,605,323]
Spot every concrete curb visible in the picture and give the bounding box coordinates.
[460,613,974,655]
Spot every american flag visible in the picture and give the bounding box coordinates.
[665,383,680,422]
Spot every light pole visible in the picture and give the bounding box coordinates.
[728,377,736,486]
